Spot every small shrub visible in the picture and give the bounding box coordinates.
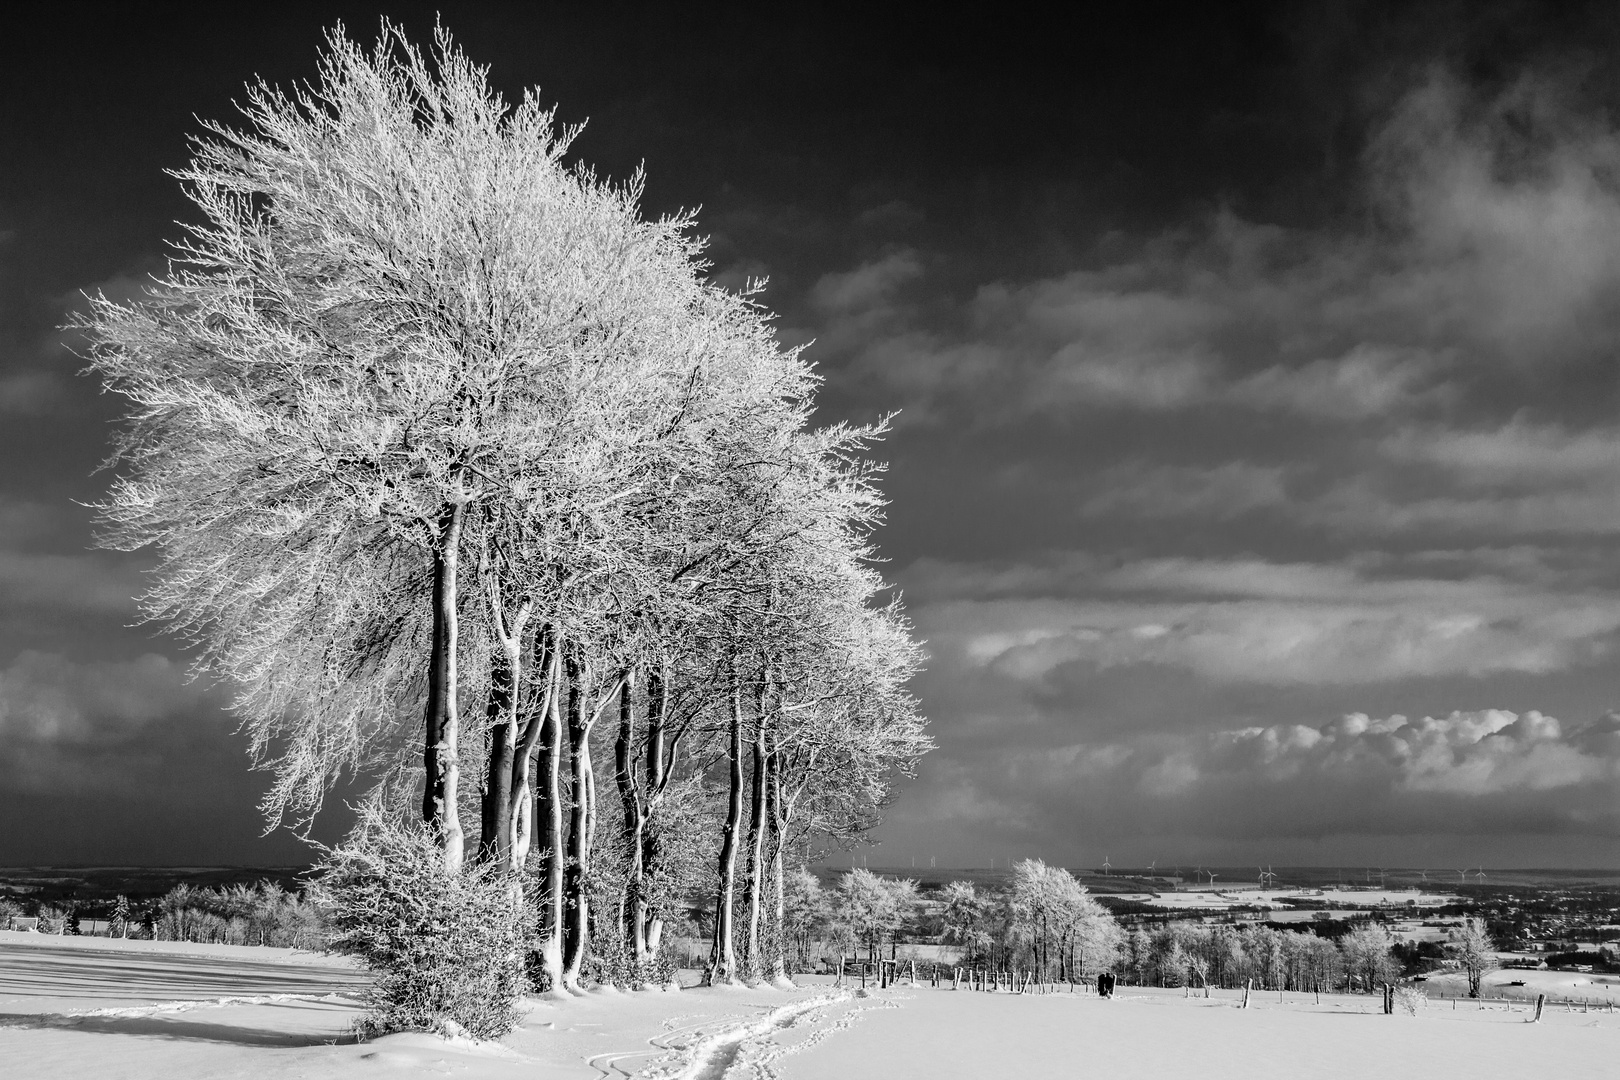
[1393,984,1426,1015]
[317,806,527,1040]
[36,905,67,934]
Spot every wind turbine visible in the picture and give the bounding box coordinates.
[1102,855,1112,876]
[1418,869,1428,884]
[1475,868,1486,884]
[1377,867,1387,890]
[1457,869,1468,885]
[1208,871,1219,889]
[1147,860,1157,874]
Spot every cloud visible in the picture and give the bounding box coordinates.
[895,707,1620,854]
[0,650,227,797]
[0,370,64,413]
[817,69,1620,432]
[1380,420,1620,485]
[1075,461,1290,520]
[1172,709,1619,798]
[1227,345,1452,419]
[809,250,922,315]
[0,550,145,614]
[1365,70,1620,366]
[905,552,1620,686]
[1285,421,1620,538]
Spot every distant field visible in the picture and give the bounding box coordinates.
[816,864,1620,893]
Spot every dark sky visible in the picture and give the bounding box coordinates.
[5,2,1620,868]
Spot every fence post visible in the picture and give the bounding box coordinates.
[1242,979,1251,1009]
[1534,993,1545,1023]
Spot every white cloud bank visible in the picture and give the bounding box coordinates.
[908,553,1620,686]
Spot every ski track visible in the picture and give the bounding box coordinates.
[613,990,873,1080]
[738,989,902,1080]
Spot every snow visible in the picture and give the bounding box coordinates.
[3,932,1614,1079]
[773,984,1618,1080]
[1421,966,1620,1003]
[1117,887,1459,913]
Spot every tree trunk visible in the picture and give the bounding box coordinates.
[705,676,744,985]
[508,628,557,872]
[533,666,566,993]
[614,667,649,972]
[741,709,767,981]
[562,657,591,992]
[422,500,465,873]
[640,660,668,961]
[477,652,516,867]
[765,748,790,984]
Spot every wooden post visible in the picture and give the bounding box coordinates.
[910,958,917,986]
[837,955,844,987]
[1534,993,1545,1023]
[1242,979,1251,1009]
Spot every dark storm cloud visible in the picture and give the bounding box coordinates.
[0,650,215,796]
[816,70,1620,433]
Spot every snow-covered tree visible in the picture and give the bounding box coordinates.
[832,868,912,963]
[1449,917,1495,998]
[1339,925,1400,992]
[78,17,931,1005]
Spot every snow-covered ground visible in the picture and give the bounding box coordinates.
[773,982,1616,1080]
[1109,886,1459,913]
[1420,966,1620,1004]
[2,932,1613,1079]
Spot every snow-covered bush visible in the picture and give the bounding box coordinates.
[318,807,527,1039]
[1392,984,1426,1015]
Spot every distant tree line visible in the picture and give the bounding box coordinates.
[0,882,325,948]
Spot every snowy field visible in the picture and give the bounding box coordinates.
[1421,966,1620,1005]
[2,931,1614,1079]
[1107,887,1459,913]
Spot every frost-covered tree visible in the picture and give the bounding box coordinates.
[832,867,910,964]
[780,866,828,972]
[78,18,931,1005]
[940,880,992,958]
[1002,860,1120,983]
[1339,925,1400,992]
[1449,917,1495,998]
